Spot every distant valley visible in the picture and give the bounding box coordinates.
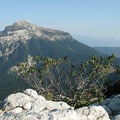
[94,47,120,58]
[73,35,120,47]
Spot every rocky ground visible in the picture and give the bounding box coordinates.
[0,89,120,120]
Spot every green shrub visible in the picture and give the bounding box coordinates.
[16,54,116,108]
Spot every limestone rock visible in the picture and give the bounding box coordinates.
[0,109,4,116]
[24,89,39,100]
[107,98,120,114]
[0,89,111,120]
[3,92,31,110]
[30,97,72,113]
[38,95,46,101]
[102,105,112,116]
[6,107,23,114]
[101,99,111,106]
[23,102,31,110]
[0,114,39,120]
[75,106,110,120]
[48,109,78,120]
[111,114,120,120]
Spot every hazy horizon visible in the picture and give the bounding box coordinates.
[1,0,120,47]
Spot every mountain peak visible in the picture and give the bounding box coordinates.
[5,20,39,31]
[16,20,30,24]
[15,20,32,28]
[0,20,74,49]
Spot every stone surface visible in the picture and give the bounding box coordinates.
[111,115,120,120]
[38,95,46,101]
[0,89,116,120]
[107,98,120,114]
[30,97,73,113]
[23,102,31,110]
[48,109,78,120]
[6,107,23,114]
[102,105,113,116]
[3,92,31,110]
[24,89,39,100]
[75,106,110,120]
[100,94,120,120]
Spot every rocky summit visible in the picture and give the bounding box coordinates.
[1,89,120,120]
[0,20,72,57]
[0,20,101,68]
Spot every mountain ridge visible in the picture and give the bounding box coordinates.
[94,47,120,58]
[0,20,102,100]
[0,20,102,61]
[0,20,74,57]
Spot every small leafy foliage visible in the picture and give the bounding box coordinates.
[16,54,116,108]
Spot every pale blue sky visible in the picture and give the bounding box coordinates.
[0,0,120,46]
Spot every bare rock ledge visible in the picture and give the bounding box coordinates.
[1,89,119,120]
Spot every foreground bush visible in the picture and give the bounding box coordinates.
[16,54,116,108]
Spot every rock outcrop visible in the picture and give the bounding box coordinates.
[100,94,120,120]
[1,89,119,120]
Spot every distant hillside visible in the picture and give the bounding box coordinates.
[0,20,103,100]
[74,35,120,47]
[0,20,102,71]
[94,47,120,58]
